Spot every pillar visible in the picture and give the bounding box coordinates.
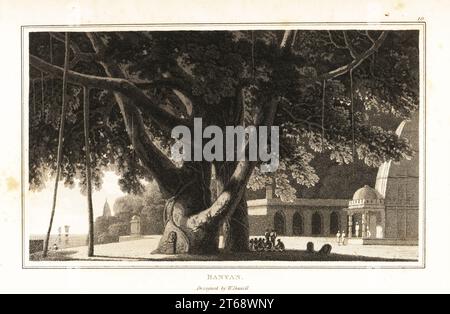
[361,212,367,238]
[368,212,377,239]
[340,213,348,236]
[323,210,330,237]
[348,214,353,238]
[304,210,312,236]
[266,185,273,200]
[285,208,294,236]
[355,218,360,238]
[130,216,141,236]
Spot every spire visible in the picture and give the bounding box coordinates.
[103,199,112,217]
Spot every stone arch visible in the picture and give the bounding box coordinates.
[312,211,323,236]
[330,212,340,235]
[274,210,286,236]
[292,212,304,236]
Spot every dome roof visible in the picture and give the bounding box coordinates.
[353,185,381,201]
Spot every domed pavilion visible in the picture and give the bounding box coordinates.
[345,185,385,239]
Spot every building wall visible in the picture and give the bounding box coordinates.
[248,215,271,236]
[376,113,419,240]
[248,200,348,237]
[385,206,419,239]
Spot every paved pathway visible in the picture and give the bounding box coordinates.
[60,236,419,261]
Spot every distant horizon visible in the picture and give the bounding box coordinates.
[30,233,88,237]
[26,171,127,235]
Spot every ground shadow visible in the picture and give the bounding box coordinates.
[146,250,416,262]
[32,249,417,262]
[30,250,84,261]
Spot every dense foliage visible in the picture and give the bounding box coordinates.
[29,30,419,202]
[94,182,166,244]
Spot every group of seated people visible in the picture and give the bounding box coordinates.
[249,230,286,252]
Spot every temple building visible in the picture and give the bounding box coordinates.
[102,199,112,217]
[248,113,420,245]
[345,185,385,240]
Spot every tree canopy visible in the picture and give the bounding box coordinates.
[29,30,419,201]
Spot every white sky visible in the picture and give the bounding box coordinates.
[26,171,126,235]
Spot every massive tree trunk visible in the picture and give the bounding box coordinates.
[152,95,281,255]
[153,161,225,255]
[230,197,250,252]
[214,162,249,253]
[154,160,255,255]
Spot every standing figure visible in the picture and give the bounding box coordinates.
[336,231,341,245]
[264,230,270,243]
[264,229,270,241]
[270,229,277,246]
[366,226,371,239]
[248,239,254,251]
[341,232,346,246]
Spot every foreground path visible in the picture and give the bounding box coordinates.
[50,236,419,262]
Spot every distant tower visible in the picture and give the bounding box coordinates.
[103,199,112,217]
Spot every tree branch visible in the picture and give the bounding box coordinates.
[133,76,195,106]
[49,33,82,53]
[122,97,184,196]
[327,31,346,49]
[49,32,99,68]
[342,31,359,59]
[314,31,388,82]
[281,30,293,48]
[186,159,256,230]
[84,32,187,195]
[281,107,327,131]
[30,54,190,131]
[365,30,376,43]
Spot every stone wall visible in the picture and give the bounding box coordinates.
[385,206,419,239]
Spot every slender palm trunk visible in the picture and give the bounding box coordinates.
[43,33,70,258]
[83,87,95,257]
